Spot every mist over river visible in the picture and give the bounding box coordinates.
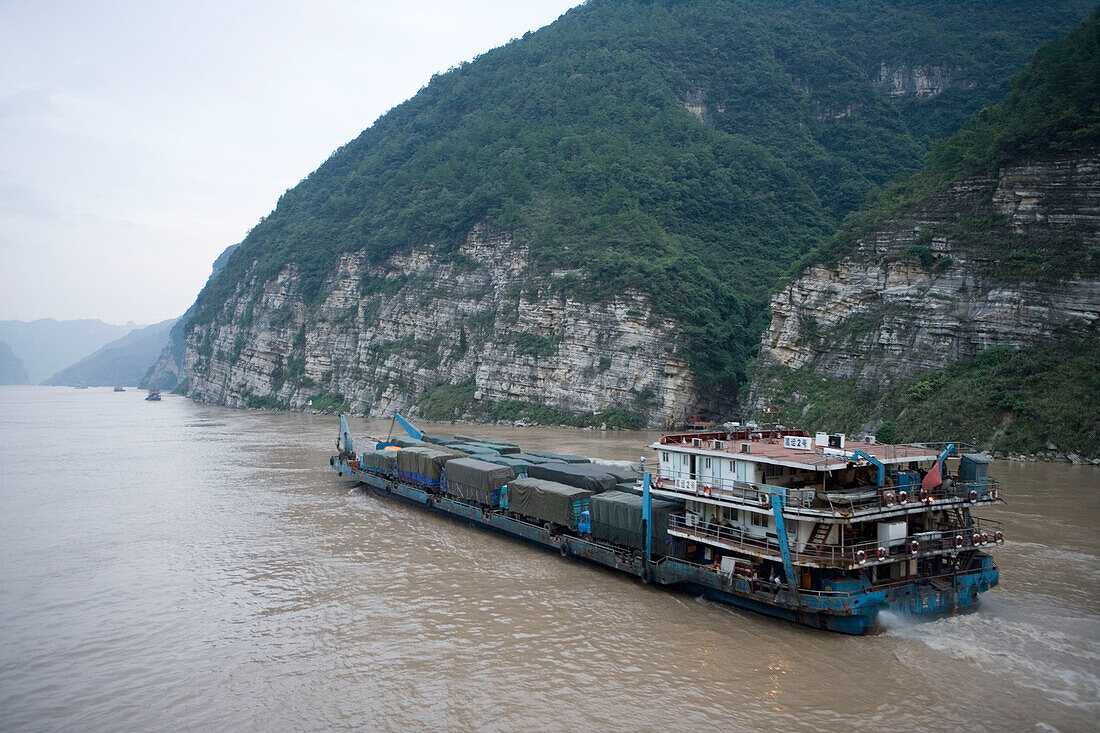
[1,386,1096,731]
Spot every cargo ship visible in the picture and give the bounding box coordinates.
[330,414,1002,634]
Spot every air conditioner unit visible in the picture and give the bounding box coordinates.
[713,440,725,449]
[740,443,751,453]
[691,438,702,447]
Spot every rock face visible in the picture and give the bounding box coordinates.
[748,155,1100,403]
[873,62,972,98]
[183,228,698,427]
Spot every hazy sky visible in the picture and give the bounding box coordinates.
[0,0,580,324]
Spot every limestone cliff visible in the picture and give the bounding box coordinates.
[183,228,697,428]
[750,156,1099,400]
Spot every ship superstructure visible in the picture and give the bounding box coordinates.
[649,426,1001,630]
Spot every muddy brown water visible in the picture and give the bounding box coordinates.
[1,387,1096,731]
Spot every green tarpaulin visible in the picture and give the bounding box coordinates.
[359,449,396,474]
[444,457,514,505]
[526,463,616,493]
[588,490,682,557]
[396,446,454,480]
[507,477,593,529]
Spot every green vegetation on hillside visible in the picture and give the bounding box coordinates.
[806,8,1100,272]
[188,0,1093,406]
[748,333,1100,457]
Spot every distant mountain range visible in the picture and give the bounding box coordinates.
[0,340,28,384]
[41,318,178,387]
[0,319,139,383]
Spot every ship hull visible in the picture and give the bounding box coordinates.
[332,458,998,635]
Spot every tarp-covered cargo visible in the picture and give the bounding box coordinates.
[392,435,427,448]
[526,463,617,493]
[614,481,641,496]
[359,449,397,475]
[507,477,593,529]
[591,463,641,484]
[509,453,557,464]
[450,442,500,456]
[395,446,454,487]
[453,436,522,453]
[477,455,535,473]
[462,441,519,455]
[589,491,683,557]
[422,433,462,446]
[430,444,469,459]
[526,451,590,464]
[443,457,514,505]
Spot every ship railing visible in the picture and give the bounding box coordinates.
[654,469,1001,515]
[845,518,1005,564]
[805,477,1002,516]
[668,514,1004,568]
[654,470,802,507]
[668,514,846,566]
[663,556,995,600]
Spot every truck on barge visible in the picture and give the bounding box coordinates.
[330,415,1002,634]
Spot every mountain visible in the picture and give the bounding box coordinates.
[0,340,28,385]
[0,319,140,384]
[142,243,239,391]
[174,0,1094,428]
[746,10,1100,457]
[42,318,178,387]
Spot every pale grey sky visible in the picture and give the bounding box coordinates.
[0,0,580,324]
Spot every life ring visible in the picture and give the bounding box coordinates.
[982,533,990,545]
[994,530,1004,544]
[877,547,887,561]
[759,492,771,508]
[990,487,998,501]
[968,490,978,503]
[559,540,570,558]
[885,492,896,507]
[909,540,920,555]
[898,490,909,504]
[919,487,930,502]
[971,534,982,547]
[856,549,867,564]
[954,535,964,549]
[703,485,713,497]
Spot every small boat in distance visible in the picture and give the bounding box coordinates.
[145,389,161,401]
[74,381,88,389]
[114,386,125,392]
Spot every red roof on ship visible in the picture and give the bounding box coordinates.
[652,430,939,470]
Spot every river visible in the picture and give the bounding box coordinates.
[0,386,1096,731]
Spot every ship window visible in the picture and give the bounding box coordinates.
[662,452,669,462]
[750,512,768,528]
[729,460,735,471]
[704,457,711,468]
[765,464,784,477]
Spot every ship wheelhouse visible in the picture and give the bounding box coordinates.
[649,428,1003,598]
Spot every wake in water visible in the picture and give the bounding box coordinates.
[883,596,1100,712]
